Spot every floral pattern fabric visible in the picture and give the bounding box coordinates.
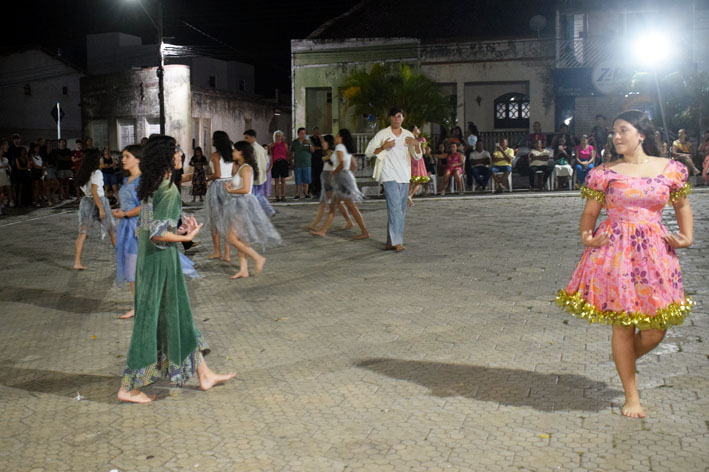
[557,160,693,329]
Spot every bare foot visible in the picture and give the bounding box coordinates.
[352,232,370,240]
[304,225,316,231]
[407,196,414,207]
[340,222,354,230]
[220,255,231,262]
[208,252,221,259]
[620,398,646,418]
[119,308,135,319]
[117,388,156,403]
[198,370,236,391]
[254,256,266,276]
[230,271,250,279]
[310,230,326,237]
[73,264,87,270]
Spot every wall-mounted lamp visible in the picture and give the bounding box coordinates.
[273,108,281,116]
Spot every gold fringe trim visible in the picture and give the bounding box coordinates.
[669,183,692,203]
[555,289,693,330]
[579,185,606,205]
[410,176,431,184]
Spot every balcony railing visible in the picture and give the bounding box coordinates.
[556,38,615,69]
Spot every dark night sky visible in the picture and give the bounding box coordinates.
[7,0,356,97]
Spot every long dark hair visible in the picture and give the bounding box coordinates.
[213,131,233,162]
[138,135,176,201]
[322,134,335,152]
[233,141,259,182]
[613,110,660,158]
[75,148,101,187]
[338,128,356,154]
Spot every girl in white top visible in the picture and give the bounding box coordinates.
[73,148,116,270]
[223,141,282,279]
[310,129,368,239]
[205,131,235,262]
[306,134,353,231]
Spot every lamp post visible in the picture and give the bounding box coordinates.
[633,33,670,143]
[131,0,165,134]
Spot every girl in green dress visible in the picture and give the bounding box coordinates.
[118,135,235,404]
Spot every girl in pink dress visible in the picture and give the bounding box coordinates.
[408,126,430,206]
[557,110,693,419]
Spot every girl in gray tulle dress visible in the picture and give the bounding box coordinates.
[222,141,282,279]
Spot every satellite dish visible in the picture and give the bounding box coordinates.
[529,15,547,37]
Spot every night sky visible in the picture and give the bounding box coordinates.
[7,0,356,97]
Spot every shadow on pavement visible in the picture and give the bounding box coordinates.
[0,286,104,314]
[1,366,118,404]
[356,358,621,412]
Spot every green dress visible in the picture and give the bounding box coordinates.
[121,179,209,391]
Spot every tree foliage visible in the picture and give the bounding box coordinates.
[341,63,454,131]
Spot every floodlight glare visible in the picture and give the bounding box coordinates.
[633,32,671,66]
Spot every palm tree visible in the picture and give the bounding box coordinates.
[341,63,454,131]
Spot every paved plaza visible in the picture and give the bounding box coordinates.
[0,190,707,472]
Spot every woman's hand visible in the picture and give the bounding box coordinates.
[581,229,610,247]
[186,222,203,241]
[225,181,233,191]
[111,209,124,219]
[663,232,692,248]
[98,209,106,221]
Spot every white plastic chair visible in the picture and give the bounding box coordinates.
[552,165,574,190]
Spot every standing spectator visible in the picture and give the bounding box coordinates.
[189,147,208,202]
[100,147,119,205]
[309,127,324,197]
[72,139,84,200]
[445,126,464,149]
[54,138,73,201]
[84,136,97,152]
[527,121,545,148]
[551,123,576,157]
[468,141,491,191]
[601,137,616,163]
[37,137,48,159]
[7,134,22,205]
[13,147,31,206]
[140,137,148,146]
[573,135,596,186]
[654,130,669,158]
[590,114,609,150]
[268,130,289,201]
[671,129,700,175]
[365,107,422,252]
[0,140,13,209]
[528,139,552,190]
[44,141,60,204]
[290,127,313,199]
[491,138,514,193]
[466,122,479,150]
[244,129,275,218]
[28,142,46,206]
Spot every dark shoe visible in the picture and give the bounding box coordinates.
[384,244,395,251]
[293,195,300,200]
[304,194,312,199]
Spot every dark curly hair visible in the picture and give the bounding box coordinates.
[75,148,102,188]
[613,110,660,158]
[138,135,176,201]
[213,130,233,162]
[233,141,259,182]
[337,128,356,154]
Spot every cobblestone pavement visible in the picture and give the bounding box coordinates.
[0,189,707,472]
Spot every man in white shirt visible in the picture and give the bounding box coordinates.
[244,130,275,218]
[468,141,492,191]
[365,108,422,252]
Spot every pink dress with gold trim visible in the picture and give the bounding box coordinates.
[410,137,430,184]
[557,160,693,330]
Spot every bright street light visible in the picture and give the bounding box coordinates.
[631,32,670,145]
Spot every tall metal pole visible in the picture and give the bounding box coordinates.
[57,102,61,139]
[157,0,165,135]
[654,71,669,146]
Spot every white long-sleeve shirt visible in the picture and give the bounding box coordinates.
[365,126,422,184]
[252,142,268,186]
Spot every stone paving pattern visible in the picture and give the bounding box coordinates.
[0,189,707,472]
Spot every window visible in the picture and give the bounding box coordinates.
[24,84,31,95]
[494,93,530,129]
[209,76,216,88]
[62,86,68,95]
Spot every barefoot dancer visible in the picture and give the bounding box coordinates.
[112,145,142,319]
[222,141,282,279]
[408,126,430,206]
[306,134,352,231]
[205,131,234,262]
[118,135,235,403]
[557,110,694,419]
[310,129,369,239]
[73,149,116,270]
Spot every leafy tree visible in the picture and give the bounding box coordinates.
[341,63,454,131]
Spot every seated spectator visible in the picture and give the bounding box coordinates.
[491,138,514,193]
[553,137,573,188]
[654,130,669,158]
[528,139,552,191]
[439,142,464,195]
[573,135,595,186]
[671,128,700,175]
[551,123,576,157]
[422,143,436,195]
[468,141,491,191]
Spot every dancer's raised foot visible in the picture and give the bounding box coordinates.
[73,264,87,270]
[198,370,236,391]
[352,232,370,240]
[620,398,646,418]
[254,256,266,276]
[340,222,354,230]
[117,388,156,403]
[208,252,221,260]
[229,270,250,279]
[119,308,135,319]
